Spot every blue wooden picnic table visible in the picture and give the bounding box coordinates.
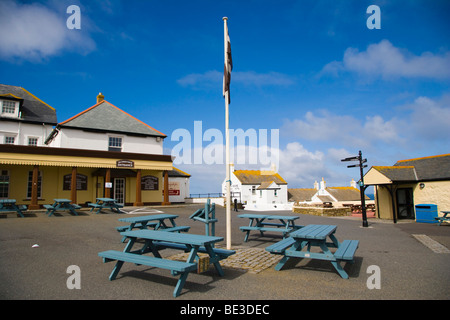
[0,199,27,218]
[98,229,235,297]
[238,213,302,242]
[88,198,124,213]
[44,199,81,217]
[117,214,190,242]
[436,211,450,226]
[266,224,359,279]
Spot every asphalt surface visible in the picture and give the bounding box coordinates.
[0,204,449,302]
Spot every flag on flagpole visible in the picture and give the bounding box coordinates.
[223,19,232,104]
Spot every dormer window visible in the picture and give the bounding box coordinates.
[1,100,19,118]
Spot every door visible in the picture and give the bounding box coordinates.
[396,188,414,219]
[114,178,125,205]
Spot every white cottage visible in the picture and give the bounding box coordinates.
[222,166,290,210]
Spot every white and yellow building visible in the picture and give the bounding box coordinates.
[0,85,173,209]
[364,154,450,222]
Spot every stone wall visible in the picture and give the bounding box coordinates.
[292,206,351,217]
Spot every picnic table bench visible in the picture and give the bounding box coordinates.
[89,198,123,213]
[0,199,27,218]
[99,229,235,297]
[435,211,450,226]
[44,199,81,217]
[238,213,302,242]
[266,224,359,279]
[117,214,190,242]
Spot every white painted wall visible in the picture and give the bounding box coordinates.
[0,121,53,146]
[50,127,163,154]
[168,177,190,203]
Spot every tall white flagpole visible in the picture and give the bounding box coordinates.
[223,17,231,250]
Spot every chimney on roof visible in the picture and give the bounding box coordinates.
[314,180,319,190]
[320,177,326,190]
[97,92,104,104]
[350,178,357,188]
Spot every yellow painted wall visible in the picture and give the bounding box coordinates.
[375,181,450,220]
[412,181,450,216]
[1,164,166,206]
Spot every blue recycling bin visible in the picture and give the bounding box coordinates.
[415,204,438,223]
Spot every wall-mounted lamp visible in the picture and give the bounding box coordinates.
[419,183,425,189]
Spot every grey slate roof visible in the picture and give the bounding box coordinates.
[59,100,166,137]
[369,154,450,183]
[0,84,57,124]
[394,154,450,181]
[371,166,418,182]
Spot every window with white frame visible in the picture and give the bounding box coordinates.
[1,100,16,114]
[28,137,38,146]
[108,136,122,152]
[4,136,15,144]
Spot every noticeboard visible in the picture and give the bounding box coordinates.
[141,175,159,190]
[63,174,88,190]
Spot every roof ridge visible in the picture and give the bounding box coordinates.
[20,87,55,111]
[59,100,166,137]
[397,153,450,163]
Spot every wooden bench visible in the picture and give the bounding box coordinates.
[266,225,359,279]
[98,250,197,277]
[0,204,28,217]
[435,211,450,226]
[100,230,229,297]
[240,226,299,235]
[334,240,359,261]
[44,199,81,216]
[238,214,301,242]
[116,222,158,233]
[162,226,191,233]
[153,241,235,259]
[265,237,296,254]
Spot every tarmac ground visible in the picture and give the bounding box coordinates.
[1,204,449,305]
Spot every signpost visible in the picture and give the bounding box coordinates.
[341,150,369,227]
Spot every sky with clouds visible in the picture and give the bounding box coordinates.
[1,0,449,194]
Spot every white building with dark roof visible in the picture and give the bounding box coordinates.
[46,93,165,154]
[0,84,57,146]
[0,91,173,209]
[222,165,290,210]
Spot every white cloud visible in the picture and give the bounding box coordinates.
[281,110,368,147]
[322,40,450,80]
[403,95,450,141]
[0,0,95,62]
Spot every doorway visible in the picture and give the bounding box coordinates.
[396,188,414,219]
[114,178,125,205]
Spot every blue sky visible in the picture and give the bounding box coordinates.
[1,0,449,194]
